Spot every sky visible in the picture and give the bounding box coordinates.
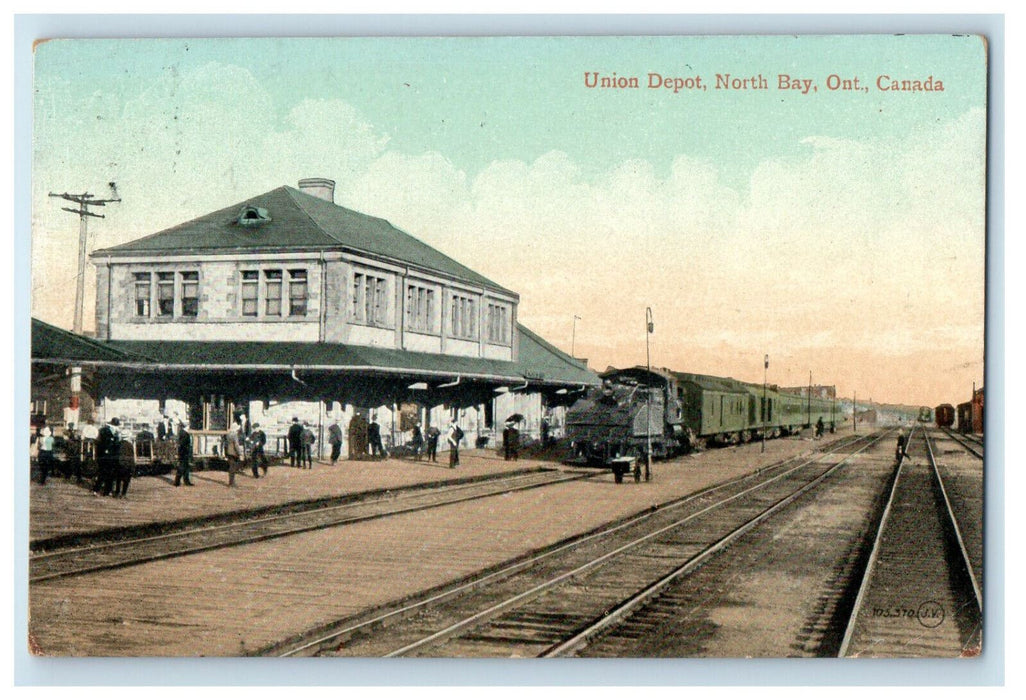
[30,35,987,407]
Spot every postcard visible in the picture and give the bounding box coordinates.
[28,34,986,661]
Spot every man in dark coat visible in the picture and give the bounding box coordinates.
[156,414,174,441]
[288,417,304,467]
[114,436,135,498]
[92,417,121,497]
[175,422,194,486]
[328,419,343,465]
[348,412,368,459]
[425,426,440,462]
[301,422,316,468]
[410,424,424,461]
[368,416,384,458]
[248,423,268,476]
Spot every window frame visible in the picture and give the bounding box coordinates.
[264,269,283,317]
[405,282,436,334]
[156,272,175,317]
[180,271,199,317]
[486,302,510,345]
[134,272,151,317]
[240,270,260,317]
[351,271,391,328]
[449,292,478,340]
[288,269,308,317]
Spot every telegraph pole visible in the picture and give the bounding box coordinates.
[49,184,120,334]
[571,314,581,358]
[645,307,654,482]
[48,184,120,428]
[761,354,769,453]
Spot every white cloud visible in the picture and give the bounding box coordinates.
[31,74,985,404]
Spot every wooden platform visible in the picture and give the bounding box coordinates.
[29,450,545,544]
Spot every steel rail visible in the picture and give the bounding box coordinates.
[273,434,874,657]
[939,427,984,460]
[836,426,906,657]
[924,429,983,614]
[381,434,881,658]
[543,431,886,657]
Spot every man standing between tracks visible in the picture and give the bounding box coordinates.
[896,429,907,462]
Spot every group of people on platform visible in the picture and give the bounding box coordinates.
[32,409,482,493]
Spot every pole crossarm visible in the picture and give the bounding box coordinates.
[49,187,121,336]
[61,207,105,218]
[49,192,120,205]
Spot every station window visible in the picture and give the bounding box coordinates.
[265,270,283,317]
[486,302,509,344]
[134,273,151,317]
[406,284,435,333]
[288,269,308,317]
[180,271,199,317]
[241,271,259,317]
[450,294,477,339]
[353,272,389,326]
[156,272,175,316]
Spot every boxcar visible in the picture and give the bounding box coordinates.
[935,404,955,428]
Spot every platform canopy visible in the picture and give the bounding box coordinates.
[31,318,598,410]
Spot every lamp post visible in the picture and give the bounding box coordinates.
[761,354,769,453]
[645,307,654,482]
[571,314,581,358]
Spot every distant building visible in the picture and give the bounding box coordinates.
[778,384,837,400]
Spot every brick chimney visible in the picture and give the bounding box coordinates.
[298,177,335,203]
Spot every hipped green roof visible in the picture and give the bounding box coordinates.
[93,186,514,296]
[31,318,146,364]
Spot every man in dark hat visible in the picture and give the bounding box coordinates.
[175,421,194,486]
[288,417,304,467]
[93,417,121,497]
[248,422,268,476]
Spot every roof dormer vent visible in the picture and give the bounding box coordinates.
[237,206,271,227]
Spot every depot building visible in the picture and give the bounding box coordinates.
[34,177,598,457]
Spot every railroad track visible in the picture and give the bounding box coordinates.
[939,427,984,460]
[29,469,591,583]
[927,428,984,603]
[838,425,982,657]
[266,432,882,657]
